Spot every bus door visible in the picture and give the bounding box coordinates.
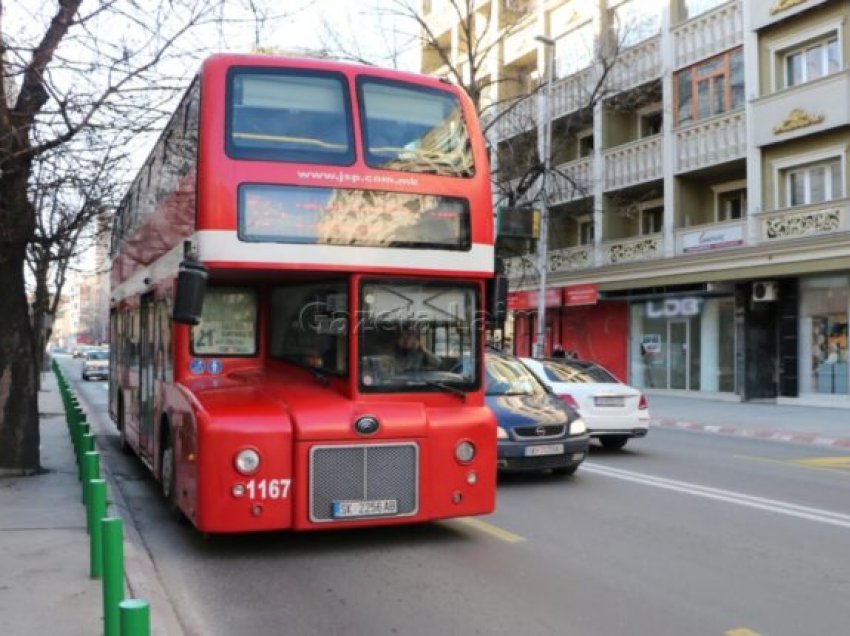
[139,292,156,460]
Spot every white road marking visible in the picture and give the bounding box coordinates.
[583,462,850,530]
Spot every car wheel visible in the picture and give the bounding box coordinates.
[553,464,578,476]
[599,436,629,450]
[82,374,88,381]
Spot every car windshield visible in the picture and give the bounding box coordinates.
[543,360,619,384]
[486,354,546,397]
[359,281,478,392]
[85,351,109,361]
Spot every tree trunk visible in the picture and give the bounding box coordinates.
[0,252,40,473]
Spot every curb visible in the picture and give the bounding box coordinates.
[73,387,187,636]
[652,418,850,450]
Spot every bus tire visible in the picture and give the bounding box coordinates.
[160,429,185,522]
[117,395,131,455]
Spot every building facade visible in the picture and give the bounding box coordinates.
[421,0,850,406]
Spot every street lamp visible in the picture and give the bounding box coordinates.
[533,34,555,358]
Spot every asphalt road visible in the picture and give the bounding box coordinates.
[62,357,850,636]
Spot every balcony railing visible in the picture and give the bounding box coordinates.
[675,109,745,173]
[550,157,593,205]
[550,67,595,120]
[672,0,742,69]
[609,36,661,92]
[603,134,662,191]
[601,234,663,265]
[549,244,592,274]
[487,96,537,141]
[757,198,850,243]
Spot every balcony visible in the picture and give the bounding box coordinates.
[609,36,661,93]
[502,14,536,66]
[756,198,850,243]
[674,219,746,255]
[675,109,746,173]
[487,96,537,142]
[601,234,663,265]
[603,135,662,191]
[550,157,593,205]
[549,67,595,120]
[672,0,742,70]
[751,70,850,147]
[549,244,593,274]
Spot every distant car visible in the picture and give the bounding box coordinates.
[485,350,589,475]
[81,350,109,381]
[72,347,86,358]
[521,358,649,450]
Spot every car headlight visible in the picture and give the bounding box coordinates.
[496,426,508,440]
[234,448,260,475]
[570,418,587,436]
[455,440,476,464]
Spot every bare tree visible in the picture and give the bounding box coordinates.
[0,0,288,474]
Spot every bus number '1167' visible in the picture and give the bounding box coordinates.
[243,478,292,499]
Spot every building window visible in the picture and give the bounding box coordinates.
[712,181,747,221]
[785,159,843,207]
[554,22,594,79]
[675,48,744,126]
[639,109,663,137]
[578,217,594,245]
[612,0,662,49]
[577,130,594,158]
[679,0,727,21]
[640,205,663,235]
[785,37,840,88]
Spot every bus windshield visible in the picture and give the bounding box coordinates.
[359,79,474,178]
[359,281,478,392]
[227,68,354,165]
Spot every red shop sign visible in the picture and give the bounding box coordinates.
[564,284,599,307]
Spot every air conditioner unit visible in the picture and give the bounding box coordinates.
[752,281,778,302]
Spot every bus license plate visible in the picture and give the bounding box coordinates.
[332,499,398,518]
[525,444,564,457]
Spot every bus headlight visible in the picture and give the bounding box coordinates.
[234,448,260,475]
[570,418,587,436]
[455,441,476,464]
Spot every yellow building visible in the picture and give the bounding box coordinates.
[421,0,850,405]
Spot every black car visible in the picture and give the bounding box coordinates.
[485,350,590,475]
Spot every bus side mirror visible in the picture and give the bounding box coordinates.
[173,259,208,325]
[486,274,508,329]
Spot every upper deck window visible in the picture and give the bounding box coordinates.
[358,78,474,178]
[227,68,354,165]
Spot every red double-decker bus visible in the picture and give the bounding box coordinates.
[109,54,499,532]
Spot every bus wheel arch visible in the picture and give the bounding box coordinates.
[159,415,181,517]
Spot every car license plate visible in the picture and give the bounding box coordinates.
[332,499,398,518]
[595,396,624,407]
[525,443,565,457]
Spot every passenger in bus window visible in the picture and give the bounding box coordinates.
[394,327,440,373]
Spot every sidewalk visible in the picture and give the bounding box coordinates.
[647,393,850,449]
[0,372,101,635]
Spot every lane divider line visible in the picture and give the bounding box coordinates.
[583,462,850,529]
[452,517,525,543]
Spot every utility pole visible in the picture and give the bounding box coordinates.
[534,34,555,358]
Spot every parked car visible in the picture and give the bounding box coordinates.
[485,350,589,475]
[520,358,649,450]
[81,349,109,381]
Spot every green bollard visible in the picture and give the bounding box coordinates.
[87,479,107,578]
[119,599,150,636]
[101,517,125,636]
[82,451,100,507]
[76,424,90,479]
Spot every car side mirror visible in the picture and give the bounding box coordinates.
[172,258,208,325]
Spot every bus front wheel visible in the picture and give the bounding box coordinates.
[159,432,182,520]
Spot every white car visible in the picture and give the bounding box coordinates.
[520,358,649,450]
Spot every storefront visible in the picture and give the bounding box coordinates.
[798,274,849,399]
[628,294,736,394]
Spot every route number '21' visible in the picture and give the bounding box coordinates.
[245,478,292,499]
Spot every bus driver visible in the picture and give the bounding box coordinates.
[394,327,440,373]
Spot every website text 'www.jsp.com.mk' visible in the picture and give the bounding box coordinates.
[296,170,420,188]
